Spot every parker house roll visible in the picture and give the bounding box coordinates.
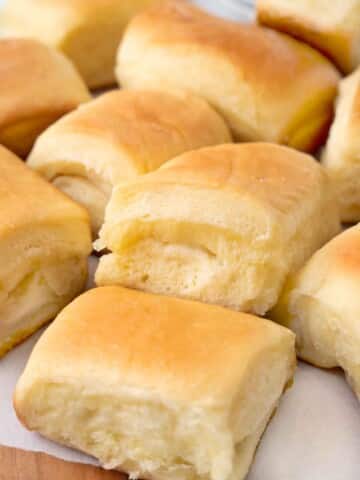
[271,224,360,400]
[116,0,340,153]
[95,143,340,315]
[27,89,232,235]
[0,146,91,358]
[257,0,360,74]
[322,68,360,223]
[0,38,90,158]
[14,286,296,480]
[2,0,158,89]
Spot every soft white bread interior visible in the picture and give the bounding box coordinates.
[257,0,360,74]
[95,143,340,315]
[0,38,90,157]
[322,68,360,223]
[116,0,340,153]
[0,146,92,358]
[14,286,296,480]
[270,224,360,400]
[1,0,159,89]
[27,89,232,235]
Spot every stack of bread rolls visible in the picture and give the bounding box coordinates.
[0,0,359,479]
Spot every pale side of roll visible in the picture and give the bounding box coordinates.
[95,143,340,315]
[0,145,92,358]
[322,68,360,223]
[257,0,360,74]
[14,286,296,480]
[271,224,360,401]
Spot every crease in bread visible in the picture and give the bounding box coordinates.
[270,224,360,400]
[14,286,296,480]
[322,67,360,223]
[257,0,360,74]
[95,143,340,315]
[0,258,86,358]
[28,89,231,235]
[1,0,160,89]
[0,146,92,358]
[116,0,340,152]
[0,38,90,157]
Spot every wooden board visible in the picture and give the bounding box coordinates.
[0,445,126,480]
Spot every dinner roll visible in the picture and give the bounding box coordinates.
[2,0,158,89]
[257,0,360,74]
[322,68,360,223]
[27,89,232,236]
[0,38,90,158]
[95,143,340,315]
[116,0,340,152]
[0,146,91,358]
[14,286,296,480]
[271,224,360,400]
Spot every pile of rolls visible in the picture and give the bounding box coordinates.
[0,1,359,479]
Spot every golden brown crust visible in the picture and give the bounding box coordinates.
[14,286,295,405]
[0,38,90,156]
[111,143,332,216]
[117,0,340,151]
[29,89,232,177]
[126,1,331,90]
